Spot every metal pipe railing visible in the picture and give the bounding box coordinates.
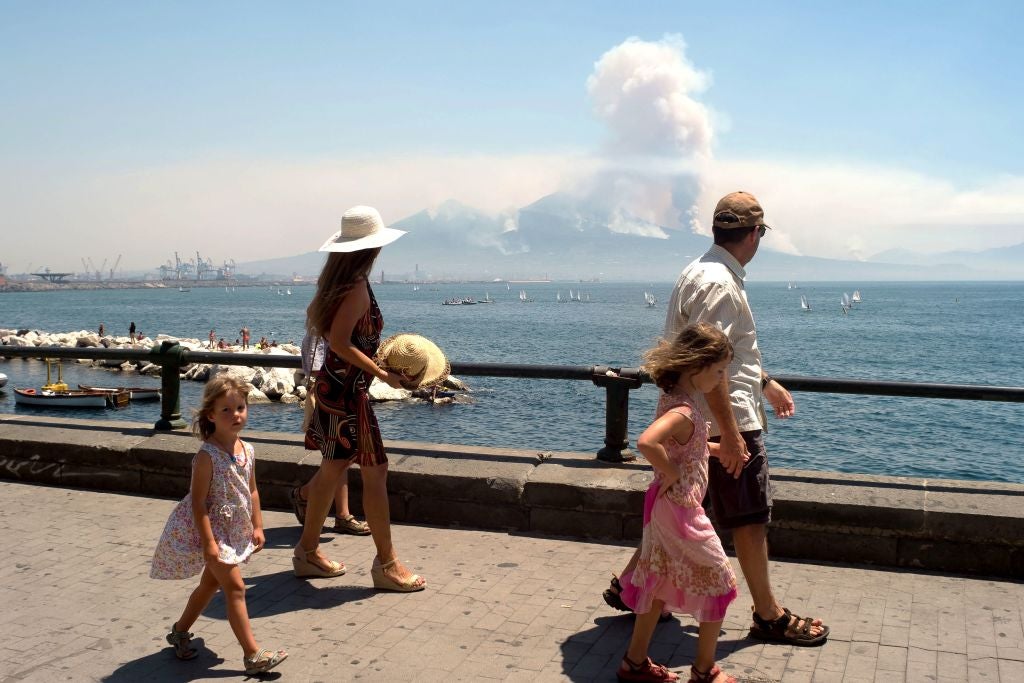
[3,344,1023,462]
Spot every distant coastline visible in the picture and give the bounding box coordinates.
[0,280,313,293]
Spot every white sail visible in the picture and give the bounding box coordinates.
[800,295,809,310]
[851,290,861,303]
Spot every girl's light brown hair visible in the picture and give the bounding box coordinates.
[192,374,250,440]
[305,248,381,338]
[643,322,733,392]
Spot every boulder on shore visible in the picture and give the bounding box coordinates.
[368,379,412,402]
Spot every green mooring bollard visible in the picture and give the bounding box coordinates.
[153,341,187,430]
[593,366,643,462]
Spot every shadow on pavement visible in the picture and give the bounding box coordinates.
[558,614,777,682]
[101,637,260,682]
[195,569,377,621]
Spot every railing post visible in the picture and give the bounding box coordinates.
[153,341,187,430]
[592,366,644,463]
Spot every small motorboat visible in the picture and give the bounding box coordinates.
[14,358,124,408]
[15,388,109,408]
[78,384,161,401]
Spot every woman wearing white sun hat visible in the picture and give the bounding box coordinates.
[291,205,429,591]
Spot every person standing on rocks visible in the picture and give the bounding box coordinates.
[240,326,250,351]
[98,323,105,337]
[209,329,216,349]
[129,321,136,342]
[292,205,424,592]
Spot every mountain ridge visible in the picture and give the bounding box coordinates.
[235,196,1024,281]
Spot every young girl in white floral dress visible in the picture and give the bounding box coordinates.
[616,323,739,683]
[150,375,287,675]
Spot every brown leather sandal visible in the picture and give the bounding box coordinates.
[749,606,829,646]
[603,576,673,623]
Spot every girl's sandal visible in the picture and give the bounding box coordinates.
[288,486,307,525]
[165,623,198,660]
[333,514,371,535]
[616,655,679,682]
[689,664,736,683]
[292,547,346,578]
[243,648,288,675]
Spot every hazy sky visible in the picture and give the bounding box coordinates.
[3,1,1023,273]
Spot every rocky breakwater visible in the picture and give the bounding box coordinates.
[0,329,471,405]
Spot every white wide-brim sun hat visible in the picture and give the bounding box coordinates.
[375,333,450,389]
[318,205,407,253]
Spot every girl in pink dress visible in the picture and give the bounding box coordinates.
[616,323,739,683]
[150,375,287,676]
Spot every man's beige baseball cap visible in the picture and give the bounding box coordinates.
[712,191,771,230]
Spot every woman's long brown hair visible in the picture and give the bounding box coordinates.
[306,248,381,338]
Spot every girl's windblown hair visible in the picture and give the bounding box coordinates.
[306,248,381,339]
[643,322,733,392]
[192,374,251,440]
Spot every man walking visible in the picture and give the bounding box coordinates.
[665,190,828,645]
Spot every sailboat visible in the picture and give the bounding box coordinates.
[840,292,851,315]
[643,291,657,307]
[851,290,862,303]
[800,295,811,311]
[506,282,510,291]
[519,290,531,302]
[556,291,562,302]
[480,292,494,303]
[286,288,292,295]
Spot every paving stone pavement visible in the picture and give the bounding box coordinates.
[1,481,1022,682]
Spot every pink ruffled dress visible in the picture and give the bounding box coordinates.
[150,440,257,580]
[620,389,737,622]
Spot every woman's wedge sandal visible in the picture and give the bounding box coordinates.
[688,663,736,683]
[616,655,679,682]
[749,606,830,646]
[333,514,371,535]
[288,486,307,525]
[292,547,346,578]
[243,648,288,675]
[165,623,198,660]
[371,557,425,592]
[603,576,674,623]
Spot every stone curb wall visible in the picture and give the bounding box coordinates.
[1,413,1021,578]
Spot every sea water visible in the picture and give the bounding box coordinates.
[2,281,1022,483]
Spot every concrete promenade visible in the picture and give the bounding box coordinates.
[1,482,1022,682]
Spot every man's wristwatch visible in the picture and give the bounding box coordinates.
[761,375,774,390]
